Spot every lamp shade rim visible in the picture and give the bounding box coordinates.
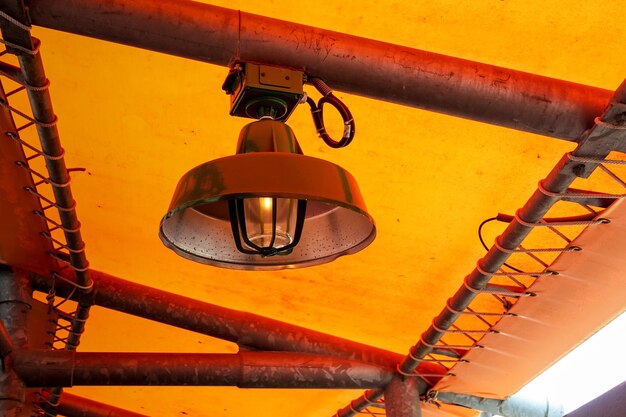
[158,226,376,271]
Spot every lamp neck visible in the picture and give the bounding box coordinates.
[236,119,303,155]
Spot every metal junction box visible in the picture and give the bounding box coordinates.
[223,63,305,122]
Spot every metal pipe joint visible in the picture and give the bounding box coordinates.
[431,391,564,417]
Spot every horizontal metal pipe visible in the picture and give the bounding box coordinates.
[0,61,24,84]
[56,392,149,417]
[434,391,563,417]
[13,350,393,389]
[29,269,444,385]
[26,0,613,141]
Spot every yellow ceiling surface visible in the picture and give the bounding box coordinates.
[2,0,626,416]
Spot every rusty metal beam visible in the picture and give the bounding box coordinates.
[13,350,393,389]
[385,377,422,417]
[0,267,31,416]
[25,0,614,143]
[29,269,444,391]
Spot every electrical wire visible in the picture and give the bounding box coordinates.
[477,217,524,273]
[306,77,355,148]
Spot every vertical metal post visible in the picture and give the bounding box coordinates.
[384,377,422,417]
[0,266,32,417]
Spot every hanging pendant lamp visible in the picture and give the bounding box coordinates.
[159,119,376,270]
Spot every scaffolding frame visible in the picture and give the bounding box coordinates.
[0,1,625,416]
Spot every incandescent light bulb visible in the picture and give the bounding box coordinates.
[242,197,299,252]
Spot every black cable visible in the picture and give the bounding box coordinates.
[306,78,355,148]
[477,217,524,273]
[477,217,497,252]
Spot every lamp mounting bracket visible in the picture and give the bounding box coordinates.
[222,61,305,122]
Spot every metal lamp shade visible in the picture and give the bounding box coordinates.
[159,152,376,270]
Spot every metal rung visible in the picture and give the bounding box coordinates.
[408,346,468,364]
[54,323,72,332]
[419,336,481,350]
[494,236,581,254]
[599,164,626,189]
[0,100,58,128]
[396,364,453,378]
[41,232,85,253]
[430,347,467,358]
[445,299,515,317]
[25,187,76,211]
[48,252,89,273]
[432,320,495,334]
[50,271,93,291]
[538,180,626,200]
[17,162,71,187]
[17,120,34,131]
[464,276,534,297]
[33,210,81,233]
[6,85,25,96]
[515,208,609,227]
[476,263,557,277]
[568,153,626,165]
[6,131,65,160]
[519,248,549,269]
[364,408,385,414]
[419,357,464,364]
